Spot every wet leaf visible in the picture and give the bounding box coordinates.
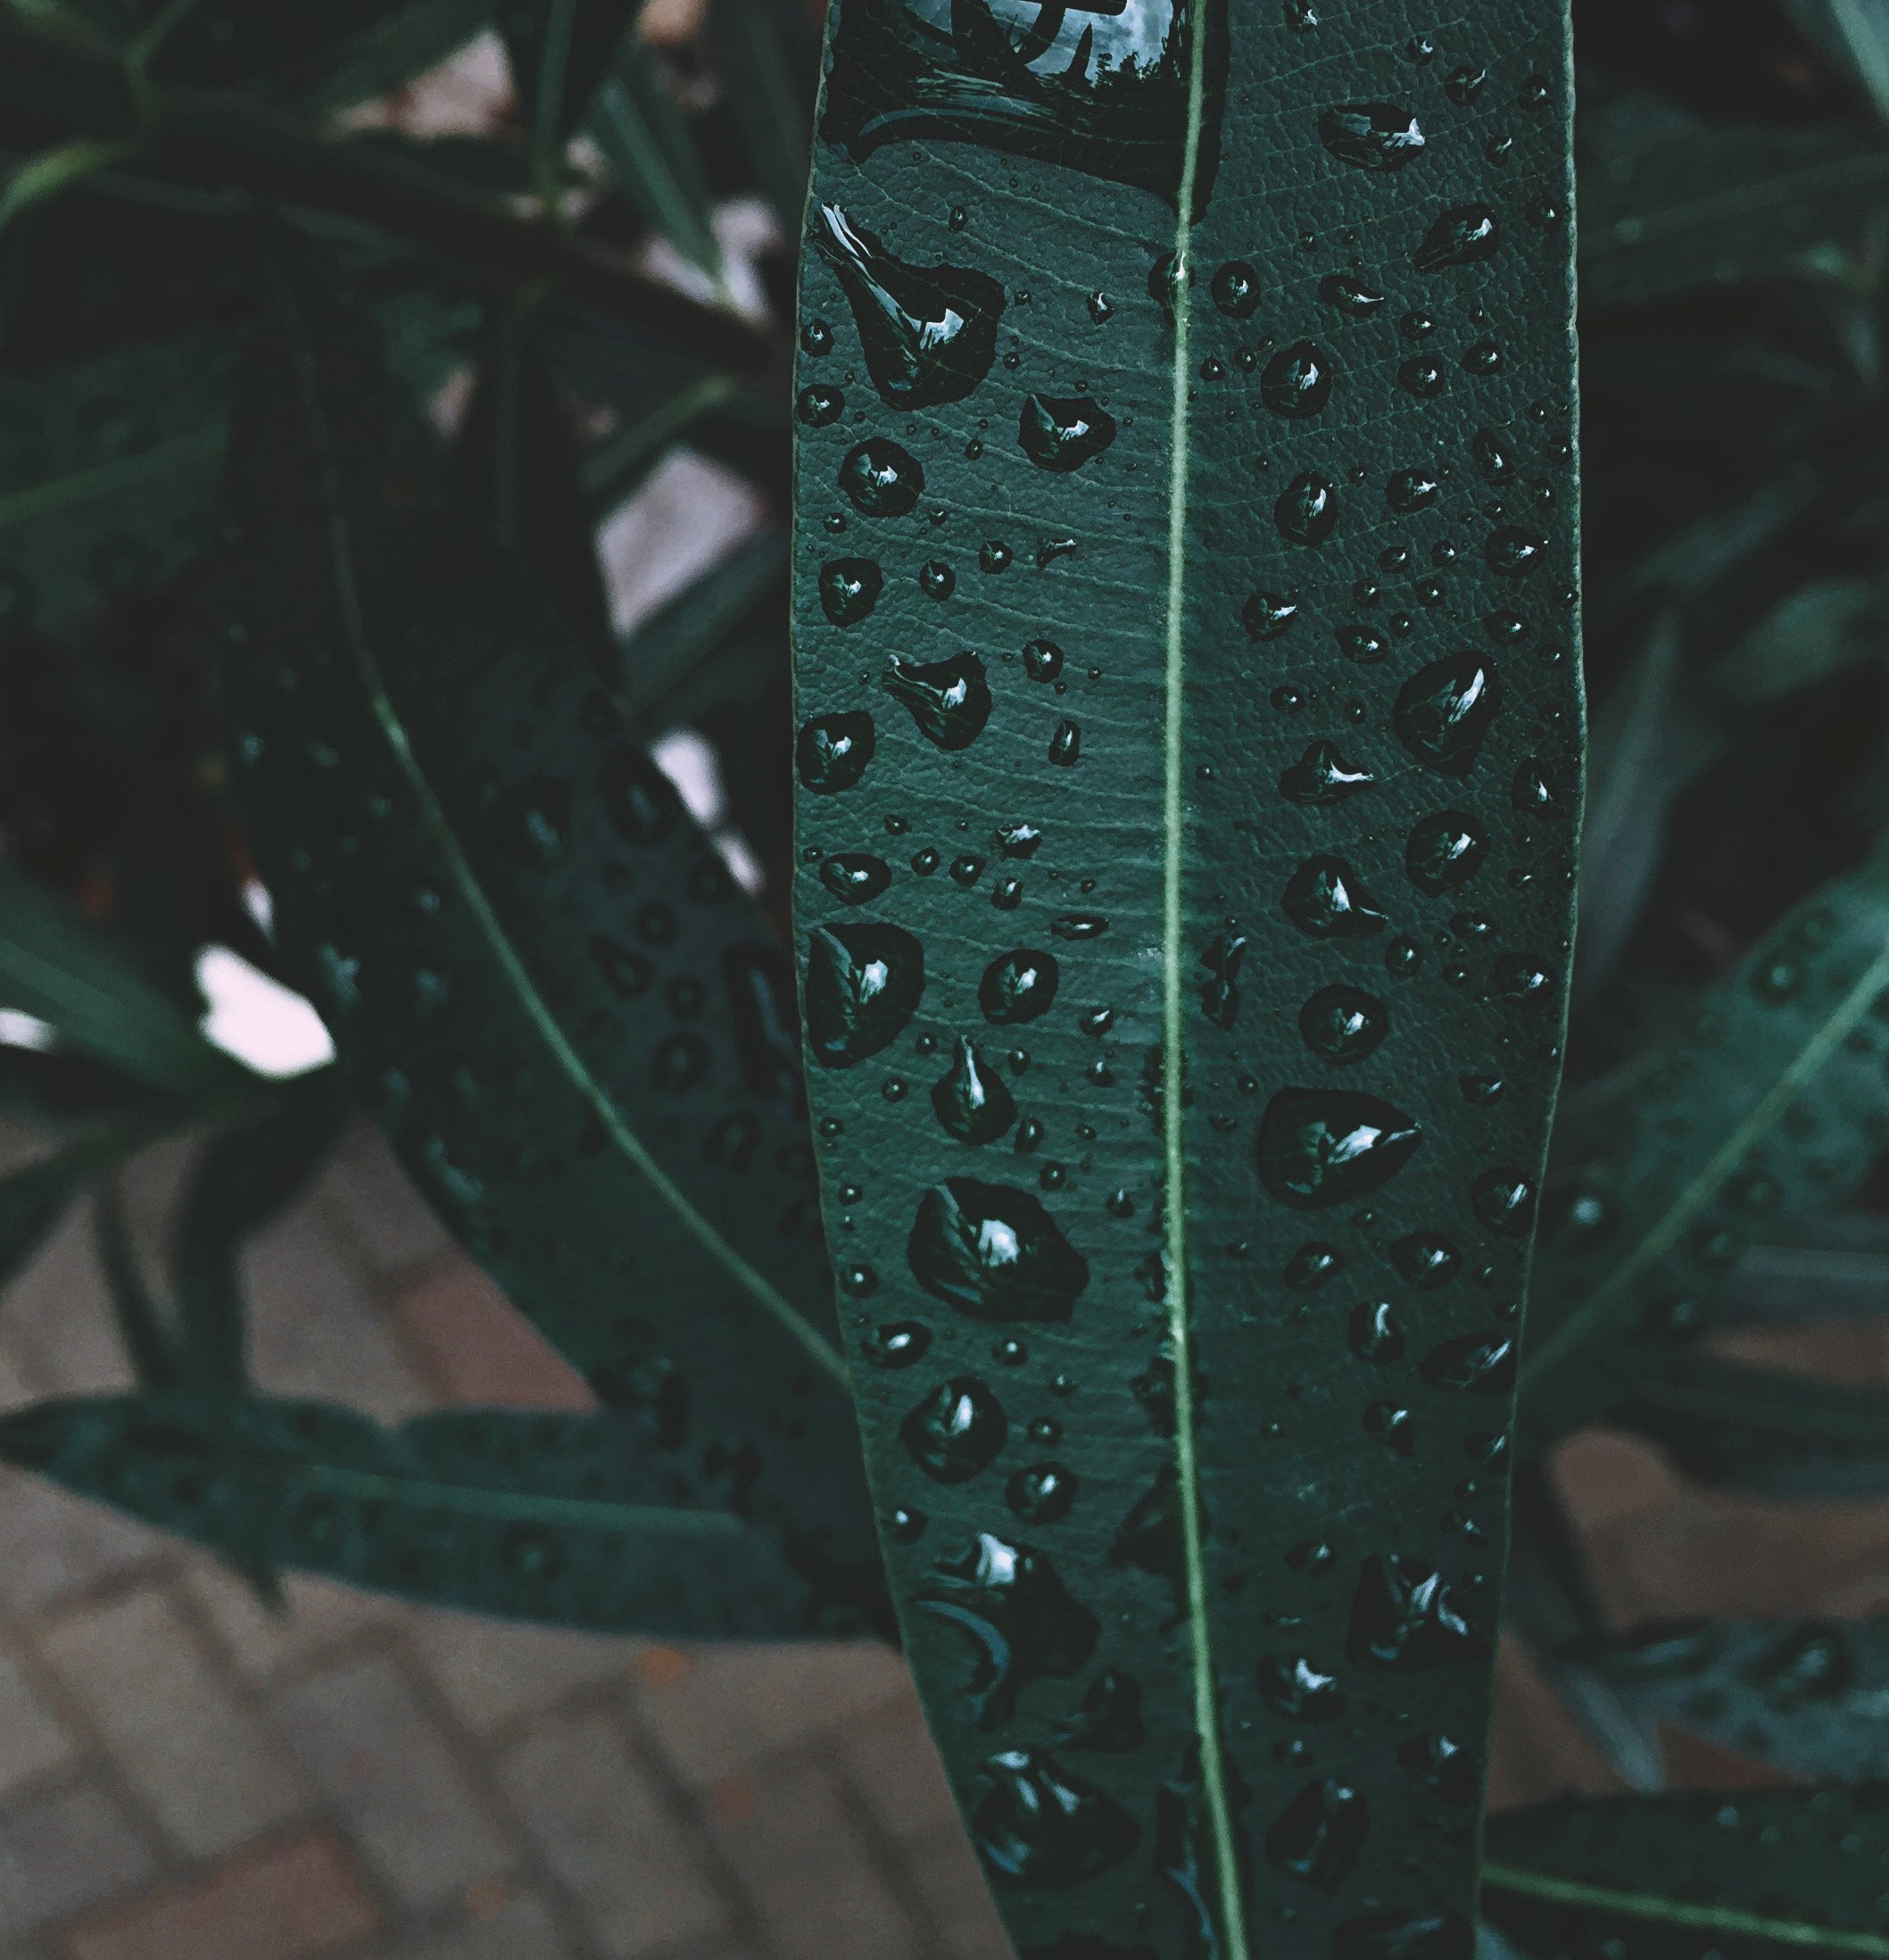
[219,265,882,1635]
[793,4,1580,1953]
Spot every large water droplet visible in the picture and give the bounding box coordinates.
[907,1177,1089,1320]
[797,710,876,793]
[1319,103,1425,171]
[1261,343,1333,419]
[980,949,1060,1023]
[932,1038,1018,1145]
[1413,204,1499,272]
[862,1320,931,1368]
[1347,1557,1485,1669]
[839,437,924,516]
[901,1376,1007,1482]
[1111,1466,1184,1610]
[1257,1655,1346,1720]
[972,1750,1139,1886]
[820,852,891,905]
[812,204,1005,408]
[1405,811,1487,893]
[804,921,924,1066]
[1394,653,1500,777]
[883,651,992,750]
[1280,741,1375,805]
[1266,1780,1369,1891]
[819,557,883,626]
[1258,1089,1421,1207]
[1282,857,1389,937]
[1019,394,1116,472]
[1276,471,1338,546]
[916,1532,1098,1726]
[1300,985,1388,1065]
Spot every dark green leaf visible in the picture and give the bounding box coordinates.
[1579,126,1889,310]
[171,1067,352,1387]
[95,1175,178,1388]
[0,1124,140,1291]
[585,42,723,280]
[0,862,246,1099]
[219,268,882,1634]
[1563,1616,1889,1781]
[708,0,815,235]
[793,5,1579,1955]
[1709,578,1881,707]
[617,522,785,726]
[0,1391,827,1636]
[1484,1788,1889,1960]
[301,0,501,113]
[501,0,639,163]
[1781,0,1889,122]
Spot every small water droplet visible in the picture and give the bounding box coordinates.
[919,560,956,598]
[1320,272,1386,314]
[1282,857,1390,937]
[1395,653,1500,777]
[932,1038,1019,1145]
[1487,526,1546,577]
[980,949,1059,1024]
[1387,467,1439,513]
[1211,260,1262,319]
[1261,343,1334,419]
[1257,1654,1346,1720]
[839,437,925,515]
[1348,1300,1404,1363]
[1007,1462,1077,1523]
[901,1376,1007,1482]
[1285,1242,1343,1290]
[1414,204,1500,272]
[1472,1168,1536,1236]
[1048,720,1082,767]
[1301,985,1389,1065]
[1266,1779,1369,1890]
[1019,394,1116,472]
[797,384,844,427]
[1398,357,1446,398]
[1276,472,1338,546]
[1405,812,1487,893]
[971,1749,1138,1884]
[863,1321,931,1368]
[818,557,883,627]
[1243,591,1299,640]
[1390,1233,1460,1287]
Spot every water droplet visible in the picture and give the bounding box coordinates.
[804,921,924,1066]
[1421,1333,1514,1393]
[1061,1669,1143,1752]
[932,1038,1019,1146]
[1261,343,1333,419]
[800,318,833,354]
[1414,205,1500,273]
[797,384,844,427]
[1390,1233,1459,1287]
[1398,1732,1478,1805]
[1387,468,1439,513]
[1349,1300,1404,1363]
[919,560,956,598]
[1243,591,1299,640]
[1276,472,1338,546]
[1258,1089,1421,1208]
[600,745,683,845]
[1487,526,1546,577]
[863,1321,931,1368]
[1471,428,1513,483]
[1211,260,1262,318]
[1019,394,1116,472]
[1280,742,1376,805]
[1395,653,1500,777]
[1405,811,1487,893]
[591,934,650,1000]
[1319,103,1424,172]
[650,1031,708,1092]
[1399,357,1446,397]
[821,852,891,905]
[918,1534,1098,1727]
[972,1750,1138,1885]
[1087,291,1114,323]
[1285,1242,1343,1290]
[1301,985,1389,1065]
[1007,1462,1076,1523]
[812,204,1005,407]
[839,437,925,516]
[1267,1779,1369,1890]
[1320,272,1386,314]
[1446,64,1487,104]
[1257,1654,1346,1720]
[1347,1557,1485,1669]
[980,949,1060,1024]
[1051,913,1107,941]
[907,1177,1089,1320]
[1282,857,1390,937]
[797,710,876,793]
[1471,1168,1536,1236]
[1048,720,1082,767]
[883,652,992,750]
[901,1377,1007,1482]
[1334,623,1386,664]
[888,1506,927,1541]
[1199,932,1247,1030]
[818,557,882,627]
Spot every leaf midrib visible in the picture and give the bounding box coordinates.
[281,298,848,1387]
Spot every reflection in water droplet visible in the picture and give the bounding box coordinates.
[1212,261,1261,318]
[797,385,844,427]
[1285,1242,1343,1290]
[1198,932,1247,1030]
[1321,272,1386,314]
[1048,719,1081,767]
[818,557,883,626]
[1390,1232,1460,1287]
[916,1532,1098,1726]
[1319,103,1425,171]
[797,710,876,793]
[1399,357,1446,398]
[820,852,891,905]
[980,949,1060,1023]
[1007,1462,1076,1523]
[1266,1779,1369,1890]
[1301,985,1389,1064]
[1487,526,1547,577]
[972,1749,1139,1885]
[1280,742,1375,805]
[812,203,1005,407]
[932,1038,1018,1145]
[1472,428,1514,484]
[1347,1557,1485,1669]
[1387,468,1438,512]
[907,1176,1089,1319]
[1414,204,1500,272]
[1258,1089,1421,1207]
[1258,1654,1346,1720]
[901,1376,1007,1482]
[883,651,992,750]
[600,745,683,845]
[1261,343,1333,419]
[1019,394,1116,472]
[1395,653,1500,777]
[1282,857,1390,937]
[863,1321,931,1368]
[839,437,924,516]
[1421,1333,1515,1392]
[804,921,924,1066]
[1276,472,1338,546]
[1243,590,1299,640]
[1473,1168,1536,1235]
[1398,1732,1479,1806]
[1348,1300,1404,1362]
[1405,811,1487,893]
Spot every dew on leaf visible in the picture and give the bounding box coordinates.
[1282,857,1390,937]
[804,921,924,1066]
[1319,103,1425,171]
[1019,394,1116,472]
[797,710,876,793]
[883,652,992,750]
[907,1177,1089,1319]
[1258,1089,1421,1207]
[1301,985,1389,1064]
[900,1376,1007,1482]
[818,557,882,626]
[1261,344,1333,419]
[932,1038,1019,1145]
[839,437,925,515]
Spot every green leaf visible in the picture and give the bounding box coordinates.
[1578,126,1889,310]
[0,333,229,634]
[0,1391,830,1636]
[1483,1788,1889,1960]
[1563,1616,1889,1781]
[617,522,786,726]
[95,1175,178,1388]
[171,1067,352,1388]
[708,0,814,235]
[793,6,1580,1956]
[1782,0,1889,123]
[0,1123,141,1291]
[585,43,724,283]
[302,0,499,113]
[1522,858,1889,1425]
[219,266,883,1634]
[501,0,638,175]
[1615,1356,1889,1499]
[1709,578,1880,707]
[0,861,246,1098]
[1721,1239,1889,1321]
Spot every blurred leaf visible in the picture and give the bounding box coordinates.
[1616,1355,1889,1499]
[1721,1241,1889,1320]
[0,862,246,1099]
[1484,1787,1889,1959]
[1524,858,1889,1430]
[1711,577,1880,705]
[617,522,785,722]
[171,1067,351,1388]
[1579,126,1889,308]
[579,370,737,512]
[451,311,617,679]
[300,0,499,113]
[218,266,882,1632]
[0,137,130,231]
[0,334,229,633]
[1564,1616,1889,1781]
[0,1122,141,1292]
[501,0,638,178]
[95,1175,177,1388]
[1783,0,1889,123]
[708,0,813,235]
[585,44,723,282]
[340,130,544,197]
[0,1391,833,1637]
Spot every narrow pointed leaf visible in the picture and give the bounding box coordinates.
[502,0,639,152]
[708,0,815,234]
[0,1123,143,1290]
[300,0,501,113]
[585,46,723,280]
[793,6,1580,1956]
[95,1176,179,1389]
[0,1391,825,1636]
[219,269,882,1632]
[1484,1788,1889,1960]
[1563,1616,1889,1782]
[1782,0,1889,123]
[617,523,786,726]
